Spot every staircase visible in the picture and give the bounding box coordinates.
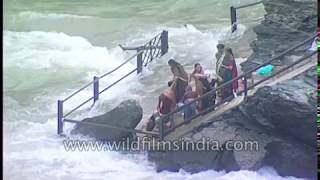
[164,53,316,141]
[153,34,317,140]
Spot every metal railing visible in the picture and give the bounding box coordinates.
[57,30,169,135]
[230,1,314,36]
[157,34,316,140]
[230,1,262,32]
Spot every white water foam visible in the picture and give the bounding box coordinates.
[4,30,139,118]
[18,11,93,20]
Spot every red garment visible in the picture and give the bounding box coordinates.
[158,94,172,114]
[158,90,176,115]
[228,57,238,91]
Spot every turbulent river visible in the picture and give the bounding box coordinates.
[3,0,305,179]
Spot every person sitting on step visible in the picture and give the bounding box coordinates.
[145,81,177,131]
[182,85,198,122]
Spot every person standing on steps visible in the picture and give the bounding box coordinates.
[215,44,225,68]
[220,47,238,101]
[146,81,177,131]
[226,48,239,97]
[190,63,211,111]
[215,44,225,101]
[168,59,189,103]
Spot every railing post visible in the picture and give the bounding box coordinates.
[57,100,63,135]
[137,50,143,74]
[159,118,164,141]
[150,41,154,62]
[230,6,237,32]
[160,30,168,56]
[93,76,99,103]
[243,76,248,97]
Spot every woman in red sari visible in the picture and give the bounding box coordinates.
[221,48,238,99]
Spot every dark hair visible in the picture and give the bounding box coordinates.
[216,44,225,50]
[225,47,234,57]
[168,59,177,66]
[194,63,201,68]
[193,63,202,74]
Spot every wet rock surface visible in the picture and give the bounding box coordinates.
[240,0,317,72]
[71,100,143,141]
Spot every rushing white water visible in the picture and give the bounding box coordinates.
[4,0,308,179]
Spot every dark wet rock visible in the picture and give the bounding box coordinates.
[242,79,316,146]
[148,141,240,173]
[240,0,317,72]
[262,141,317,178]
[71,100,143,141]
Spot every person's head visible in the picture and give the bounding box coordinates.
[217,44,225,52]
[225,47,234,57]
[168,59,179,67]
[194,63,202,73]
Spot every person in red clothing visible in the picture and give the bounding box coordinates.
[145,81,177,131]
[221,48,239,97]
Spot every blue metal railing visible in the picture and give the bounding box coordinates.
[57,30,169,135]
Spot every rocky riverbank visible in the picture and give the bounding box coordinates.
[240,0,317,72]
[148,0,317,179]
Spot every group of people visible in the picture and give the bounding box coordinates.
[145,44,239,132]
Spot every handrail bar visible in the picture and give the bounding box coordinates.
[62,82,94,102]
[99,51,142,79]
[247,51,316,90]
[234,1,262,9]
[63,97,94,118]
[99,68,137,94]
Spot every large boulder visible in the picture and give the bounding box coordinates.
[71,99,143,141]
[241,79,316,146]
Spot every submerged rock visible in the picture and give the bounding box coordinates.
[71,100,143,141]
